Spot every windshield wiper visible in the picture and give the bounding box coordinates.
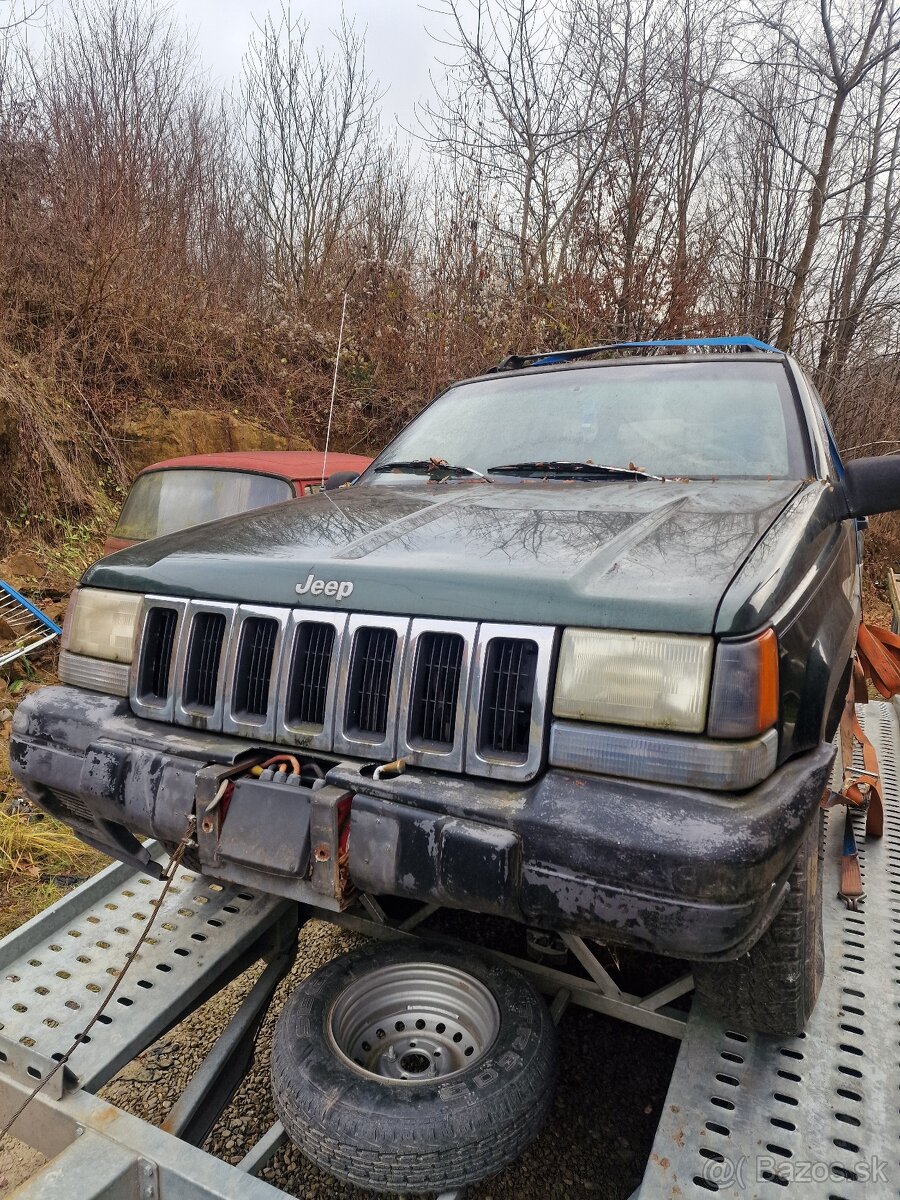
[373,459,493,482]
[487,460,662,480]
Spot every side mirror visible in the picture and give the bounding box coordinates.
[323,470,359,492]
[842,455,900,518]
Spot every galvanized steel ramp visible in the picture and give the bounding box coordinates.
[0,845,294,1199]
[0,851,287,1092]
[638,698,900,1200]
[4,707,900,1199]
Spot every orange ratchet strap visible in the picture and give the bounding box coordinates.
[820,626,890,909]
[856,622,900,700]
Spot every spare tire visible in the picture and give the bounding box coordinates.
[271,938,558,1194]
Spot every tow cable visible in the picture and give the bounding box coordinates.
[0,815,199,1145]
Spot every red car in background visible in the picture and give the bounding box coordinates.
[103,451,372,555]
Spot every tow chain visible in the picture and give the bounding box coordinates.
[0,815,198,1145]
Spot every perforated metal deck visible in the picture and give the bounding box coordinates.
[0,846,289,1091]
[638,699,900,1198]
[4,708,900,1199]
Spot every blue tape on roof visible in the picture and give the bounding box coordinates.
[528,335,779,367]
[612,336,777,350]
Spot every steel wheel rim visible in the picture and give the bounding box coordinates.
[328,961,501,1082]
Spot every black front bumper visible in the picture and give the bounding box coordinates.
[10,686,834,961]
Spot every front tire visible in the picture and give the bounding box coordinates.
[271,939,558,1194]
[692,812,824,1036]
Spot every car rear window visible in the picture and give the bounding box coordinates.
[112,469,293,541]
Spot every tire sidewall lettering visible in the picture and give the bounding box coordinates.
[437,1079,476,1104]
[510,1022,532,1053]
[436,1043,526,1101]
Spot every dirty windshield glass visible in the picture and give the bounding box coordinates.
[366,361,809,481]
[113,469,293,541]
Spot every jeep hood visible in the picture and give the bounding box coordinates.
[84,479,804,634]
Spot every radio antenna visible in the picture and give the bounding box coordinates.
[320,290,349,489]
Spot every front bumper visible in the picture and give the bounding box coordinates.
[11,686,834,961]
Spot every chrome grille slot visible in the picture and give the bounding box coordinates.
[346,626,397,737]
[278,611,346,749]
[398,619,475,771]
[137,607,178,702]
[183,612,226,710]
[480,637,538,757]
[333,613,409,760]
[409,631,464,748]
[232,617,279,720]
[466,624,555,781]
[286,621,336,727]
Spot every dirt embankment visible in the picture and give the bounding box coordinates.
[118,406,309,471]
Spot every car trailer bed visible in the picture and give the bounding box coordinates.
[637,698,900,1200]
[1,704,899,1200]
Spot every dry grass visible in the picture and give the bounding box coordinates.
[0,520,110,938]
[0,810,108,939]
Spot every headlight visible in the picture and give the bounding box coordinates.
[61,587,142,663]
[553,628,713,733]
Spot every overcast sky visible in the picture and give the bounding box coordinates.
[172,0,442,134]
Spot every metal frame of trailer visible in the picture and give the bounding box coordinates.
[1,704,897,1200]
[637,699,900,1199]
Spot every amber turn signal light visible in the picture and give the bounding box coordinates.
[708,627,780,739]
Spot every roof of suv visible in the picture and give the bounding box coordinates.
[486,335,783,374]
[465,349,788,385]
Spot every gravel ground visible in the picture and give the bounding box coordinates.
[0,1138,44,1194]
[94,914,681,1200]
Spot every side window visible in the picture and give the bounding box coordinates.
[802,377,863,573]
[802,371,844,481]
[819,406,845,481]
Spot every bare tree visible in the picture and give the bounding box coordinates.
[421,0,632,293]
[35,0,229,351]
[716,34,820,342]
[815,48,900,388]
[661,0,729,332]
[733,0,900,349]
[1,0,900,547]
[241,6,380,297]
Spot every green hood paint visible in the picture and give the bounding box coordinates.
[83,478,804,634]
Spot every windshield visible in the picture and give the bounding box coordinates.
[113,469,293,541]
[364,360,809,482]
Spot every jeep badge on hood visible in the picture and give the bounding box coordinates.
[295,573,354,601]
